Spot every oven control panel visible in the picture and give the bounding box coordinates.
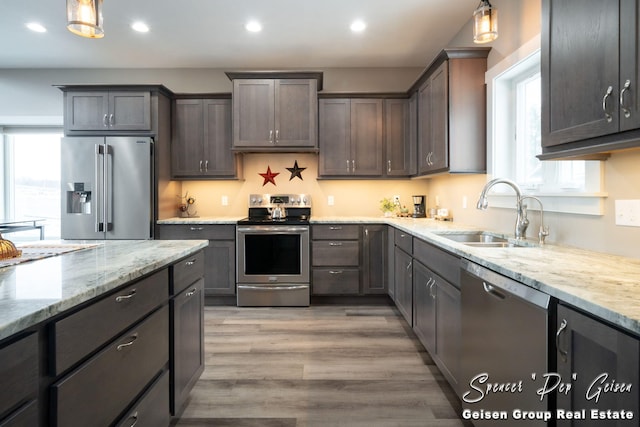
[248,194,312,208]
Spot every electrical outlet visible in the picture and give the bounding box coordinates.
[393,195,401,205]
[615,199,640,227]
[221,195,229,206]
[462,196,468,209]
[328,195,335,206]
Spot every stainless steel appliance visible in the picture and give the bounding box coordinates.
[61,136,153,240]
[412,195,426,218]
[236,194,311,307]
[460,259,549,426]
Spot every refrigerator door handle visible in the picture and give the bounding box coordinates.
[105,143,113,232]
[95,144,105,232]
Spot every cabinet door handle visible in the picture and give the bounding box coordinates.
[109,113,114,126]
[352,160,355,173]
[364,228,369,238]
[329,242,343,246]
[275,129,279,143]
[346,159,350,173]
[116,333,138,351]
[185,287,198,297]
[620,79,632,118]
[428,279,437,299]
[602,85,614,123]
[115,289,137,303]
[269,130,274,143]
[556,318,568,363]
[199,160,203,172]
[189,226,204,231]
[103,114,109,127]
[387,160,391,173]
[125,411,139,427]
[406,261,412,271]
[204,160,209,172]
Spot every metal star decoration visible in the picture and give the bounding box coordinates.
[286,160,307,181]
[259,166,279,186]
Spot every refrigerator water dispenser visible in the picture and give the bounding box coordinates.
[66,183,92,214]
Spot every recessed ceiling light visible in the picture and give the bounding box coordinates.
[245,20,262,33]
[131,21,150,33]
[350,20,366,33]
[26,22,47,33]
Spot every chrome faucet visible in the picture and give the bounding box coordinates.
[476,178,529,240]
[520,196,550,245]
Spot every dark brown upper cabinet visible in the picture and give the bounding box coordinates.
[226,72,322,152]
[171,97,240,179]
[410,48,489,176]
[540,0,640,159]
[64,90,151,133]
[385,97,417,177]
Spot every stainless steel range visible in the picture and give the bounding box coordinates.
[236,194,311,307]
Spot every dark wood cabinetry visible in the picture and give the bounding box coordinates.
[541,0,640,159]
[230,77,318,150]
[555,304,639,424]
[385,98,416,176]
[158,224,236,296]
[312,224,360,295]
[170,254,205,416]
[172,97,239,178]
[411,48,489,175]
[63,90,151,133]
[318,98,384,177]
[0,333,38,425]
[362,225,387,294]
[393,230,413,325]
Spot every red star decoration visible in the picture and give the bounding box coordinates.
[259,166,279,186]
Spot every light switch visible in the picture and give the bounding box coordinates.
[615,199,640,227]
[328,195,335,206]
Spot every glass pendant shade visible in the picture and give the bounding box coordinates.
[473,0,498,44]
[67,0,104,38]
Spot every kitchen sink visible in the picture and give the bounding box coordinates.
[433,231,531,248]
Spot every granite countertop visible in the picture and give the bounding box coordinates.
[0,239,208,342]
[157,216,243,224]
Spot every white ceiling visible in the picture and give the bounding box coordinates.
[0,0,478,69]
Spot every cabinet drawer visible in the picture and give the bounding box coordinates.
[312,224,360,240]
[312,268,360,295]
[312,241,359,266]
[115,371,170,427]
[0,400,38,427]
[53,305,169,427]
[52,269,168,375]
[0,333,38,417]
[394,229,413,253]
[413,239,460,287]
[172,251,205,294]
[157,224,235,240]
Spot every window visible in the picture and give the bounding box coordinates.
[1,130,62,241]
[487,35,605,215]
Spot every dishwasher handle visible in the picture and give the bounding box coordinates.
[482,282,506,300]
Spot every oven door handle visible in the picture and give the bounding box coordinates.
[237,226,309,233]
[237,285,309,291]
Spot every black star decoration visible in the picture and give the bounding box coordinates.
[286,160,306,181]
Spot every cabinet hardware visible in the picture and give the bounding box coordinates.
[482,281,506,300]
[364,228,369,237]
[185,287,198,297]
[185,258,198,266]
[346,159,350,173]
[269,129,274,143]
[189,226,204,231]
[103,114,109,127]
[620,79,632,118]
[329,242,343,246]
[199,160,203,172]
[556,318,568,363]
[428,279,437,299]
[204,160,209,172]
[352,160,356,172]
[275,129,279,143]
[387,160,392,173]
[329,270,343,274]
[116,333,138,351]
[602,85,614,123]
[124,411,139,427]
[406,261,412,271]
[109,114,114,126]
[115,289,137,303]
[329,226,343,230]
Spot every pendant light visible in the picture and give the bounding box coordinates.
[67,0,104,38]
[473,0,498,44]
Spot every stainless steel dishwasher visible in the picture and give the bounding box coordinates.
[460,260,550,426]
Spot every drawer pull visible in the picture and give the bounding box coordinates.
[329,242,343,246]
[329,226,343,230]
[115,289,137,303]
[185,258,198,266]
[125,411,139,427]
[116,333,138,351]
[329,270,343,274]
[189,226,204,231]
[185,287,198,297]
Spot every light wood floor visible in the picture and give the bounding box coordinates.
[174,304,472,427]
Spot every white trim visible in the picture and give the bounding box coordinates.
[489,193,606,216]
[0,116,63,126]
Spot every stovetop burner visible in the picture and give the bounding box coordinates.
[238,193,312,226]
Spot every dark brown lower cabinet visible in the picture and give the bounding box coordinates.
[0,333,38,426]
[556,304,639,426]
[115,371,170,427]
[394,246,413,325]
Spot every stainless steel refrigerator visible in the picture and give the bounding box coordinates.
[61,136,153,240]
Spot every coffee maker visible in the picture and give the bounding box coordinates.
[412,195,426,218]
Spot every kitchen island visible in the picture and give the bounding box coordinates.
[0,239,208,426]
